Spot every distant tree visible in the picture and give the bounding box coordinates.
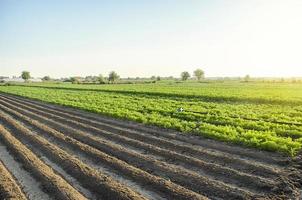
[181,71,190,81]
[151,76,156,80]
[193,69,205,81]
[156,76,161,81]
[42,76,51,81]
[21,71,31,81]
[70,77,80,84]
[244,74,250,82]
[108,71,119,83]
[70,77,76,83]
[98,74,105,84]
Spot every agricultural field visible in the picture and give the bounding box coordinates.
[1,82,302,155]
[0,82,301,199]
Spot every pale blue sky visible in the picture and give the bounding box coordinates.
[1,0,302,78]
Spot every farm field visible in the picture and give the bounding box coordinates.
[1,82,302,155]
[0,92,301,199]
[2,0,302,199]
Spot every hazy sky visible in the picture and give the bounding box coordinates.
[1,0,302,78]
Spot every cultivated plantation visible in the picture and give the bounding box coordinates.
[2,0,302,198]
[0,81,301,199]
[1,82,302,155]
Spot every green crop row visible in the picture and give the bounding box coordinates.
[0,83,301,156]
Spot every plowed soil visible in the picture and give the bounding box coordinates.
[0,93,301,200]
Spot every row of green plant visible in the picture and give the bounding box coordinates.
[17,81,302,105]
[0,84,301,156]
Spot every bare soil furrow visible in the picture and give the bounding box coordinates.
[39,156,97,200]
[0,141,51,200]
[13,122,159,200]
[0,95,277,192]
[4,127,98,200]
[0,94,283,179]
[0,98,258,199]
[0,110,148,200]
[0,160,27,200]
[0,124,87,200]
[0,100,207,199]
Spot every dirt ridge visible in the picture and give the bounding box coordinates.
[0,125,87,200]
[0,110,148,200]
[0,160,27,200]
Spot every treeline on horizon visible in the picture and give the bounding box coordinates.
[1,69,302,84]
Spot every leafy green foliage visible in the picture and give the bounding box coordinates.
[1,82,302,156]
[98,74,105,84]
[21,71,31,81]
[42,76,51,81]
[181,72,190,81]
[193,69,205,81]
[108,71,119,83]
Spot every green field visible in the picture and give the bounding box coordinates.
[1,81,302,155]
